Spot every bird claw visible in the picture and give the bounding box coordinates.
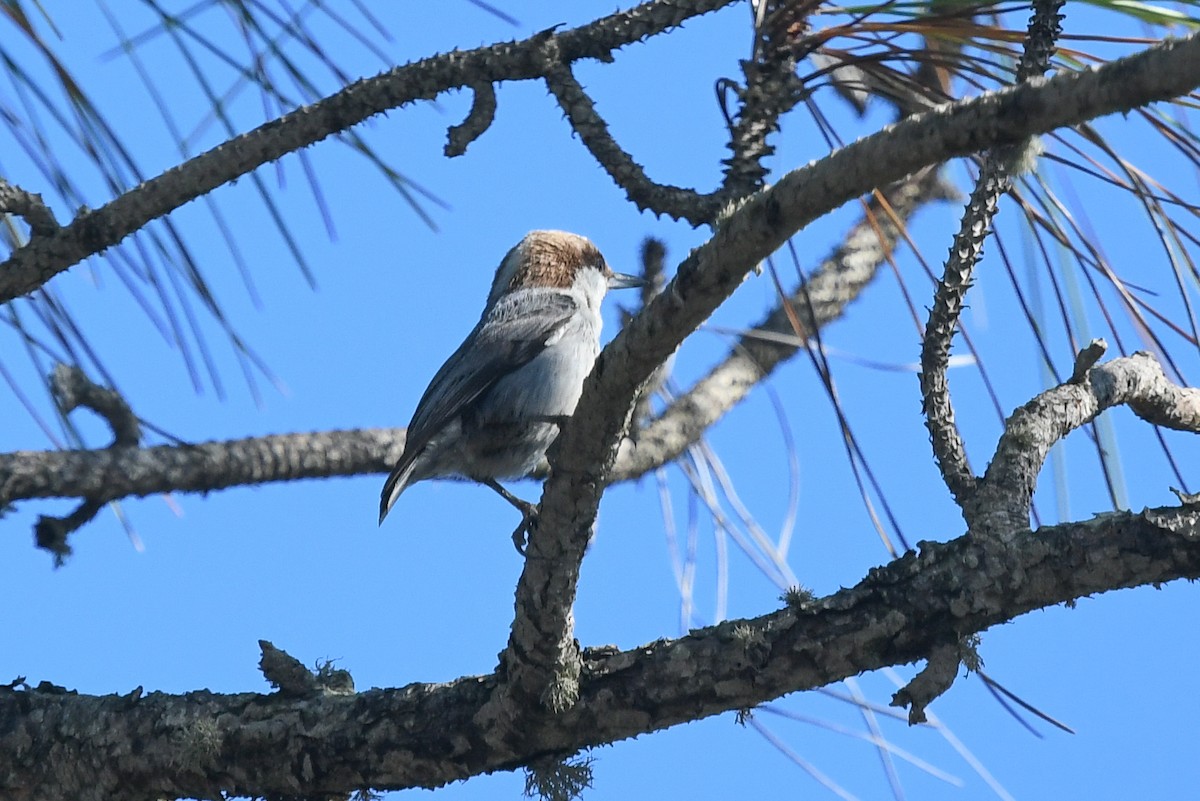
[510,504,539,555]
[482,478,540,554]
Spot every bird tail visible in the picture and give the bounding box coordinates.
[379,459,418,525]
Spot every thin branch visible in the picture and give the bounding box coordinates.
[542,56,718,222]
[720,1,808,197]
[0,178,59,236]
[33,365,143,562]
[918,0,1066,511]
[48,364,141,447]
[0,428,399,506]
[444,81,497,157]
[0,0,739,303]
[891,642,962,724]
[919,153,1009,505]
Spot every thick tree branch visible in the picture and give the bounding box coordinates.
[508,31,1200,714]
[0,0,738,303]
[5,502,1199,801]
[613,167,951,480]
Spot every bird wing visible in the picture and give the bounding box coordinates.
[380,290,578,520]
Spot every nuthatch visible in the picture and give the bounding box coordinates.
[379,230,642,547]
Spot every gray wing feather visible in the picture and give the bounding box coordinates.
[379,291,577,520]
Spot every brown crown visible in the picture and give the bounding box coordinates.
[504,230,608,291]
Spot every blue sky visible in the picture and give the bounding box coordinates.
[3,2,1199,799]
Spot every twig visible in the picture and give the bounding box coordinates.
[258,640,355,698]
[542,56,718,223]
[720,1,808,197]
[891,643,960,724]
[1069,337,1107,383]
[50,364,141,447]
[444,82,497,157]
[0,179,59,237]
[34,366,143,562]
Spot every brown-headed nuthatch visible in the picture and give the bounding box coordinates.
[379,230,643,546]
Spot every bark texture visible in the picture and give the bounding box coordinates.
[5,503,1199,800]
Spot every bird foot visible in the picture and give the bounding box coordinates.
[510,504,539,555]
[481,478,539,555]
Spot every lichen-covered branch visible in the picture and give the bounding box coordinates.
[4,500,1199,801]
[970,350,1200,536]
[503,30,1200,713]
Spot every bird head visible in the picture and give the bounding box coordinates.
[486,230,643,309]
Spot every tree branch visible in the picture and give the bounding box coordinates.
[543,57,720,223]
[5,501,1199,800]
[613,167,951,480]
[33,366,143,561]
[919,0,1065,512]
[0,429,398,505]
[505,30,1200,716]
[0,0,738,303]
[969,350,1200,537]
[444,82,497,157]
[0,178,58,237]
[719,1,807,197]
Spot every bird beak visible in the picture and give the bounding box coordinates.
[608,271,646,290]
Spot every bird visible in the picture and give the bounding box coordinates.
[378,230,643,549]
